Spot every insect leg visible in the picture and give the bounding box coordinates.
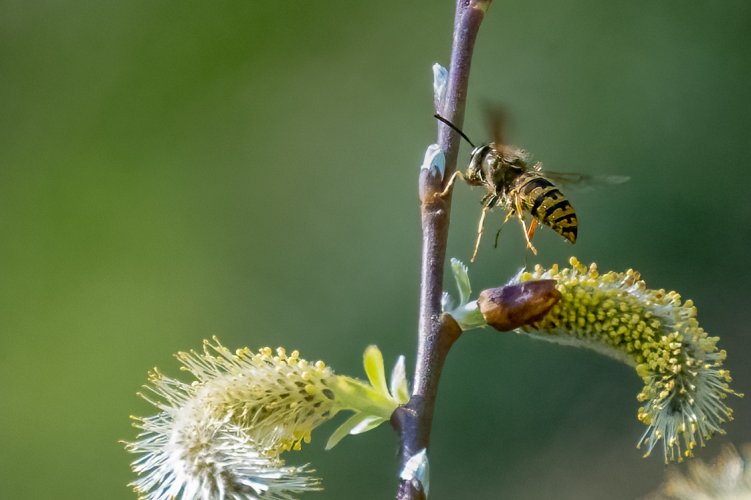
[503,209,514,224]
[436,170,465,198]
[514,195,538,255]
[493,227,503,249]
[526,218,539,242]
[470,205,491,263]
[488,198,515,249]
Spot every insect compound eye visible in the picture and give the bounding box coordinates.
[469,145,491,161]
[468,145,491,179]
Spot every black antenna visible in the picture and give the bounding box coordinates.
[433,114,476,148]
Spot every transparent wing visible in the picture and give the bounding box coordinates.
[542,171,630,192]
[484,104,509,145]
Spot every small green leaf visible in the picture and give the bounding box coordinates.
[350,415,386,435]
[333,376,397,419]
[326,413,371,450]
[451,258,471,305]
[389,355,410,404]
[452,301,486,331]
[363,345,389,396]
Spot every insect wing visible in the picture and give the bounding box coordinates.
[542,171,630,192]
[484,104,510,145]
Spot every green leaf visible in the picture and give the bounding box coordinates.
[450,258,471,305]
[325,412,371,450]
[349,415,386,435]
[363,345,389,396]
[389,355,410,404]
[332,376,397,419]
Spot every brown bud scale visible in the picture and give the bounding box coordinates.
[478,279,560,331]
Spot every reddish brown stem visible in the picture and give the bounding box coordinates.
[394,2,490,498]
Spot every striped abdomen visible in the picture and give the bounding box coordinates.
[515,175,577,243]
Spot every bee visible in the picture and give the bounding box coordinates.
[435,111,628,261]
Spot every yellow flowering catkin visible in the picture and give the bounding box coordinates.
[126,339,405,500]
[513,257,741,463]
[126,339,334,499]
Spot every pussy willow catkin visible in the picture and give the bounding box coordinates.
[511,257,740,463]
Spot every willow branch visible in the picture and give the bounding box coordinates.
[392,2,490,498]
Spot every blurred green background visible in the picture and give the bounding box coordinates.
[2,0,750,498]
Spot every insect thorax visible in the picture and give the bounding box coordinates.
[467,143,527,193]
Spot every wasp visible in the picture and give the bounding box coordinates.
[435,111,627,261]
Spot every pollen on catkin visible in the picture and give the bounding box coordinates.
[512,257,741,463]
[125,338,337,499]
[125,338,406,500]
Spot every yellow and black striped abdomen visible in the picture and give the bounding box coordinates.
[516,176,577,244]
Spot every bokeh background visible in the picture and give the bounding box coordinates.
[2,1,750,498]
